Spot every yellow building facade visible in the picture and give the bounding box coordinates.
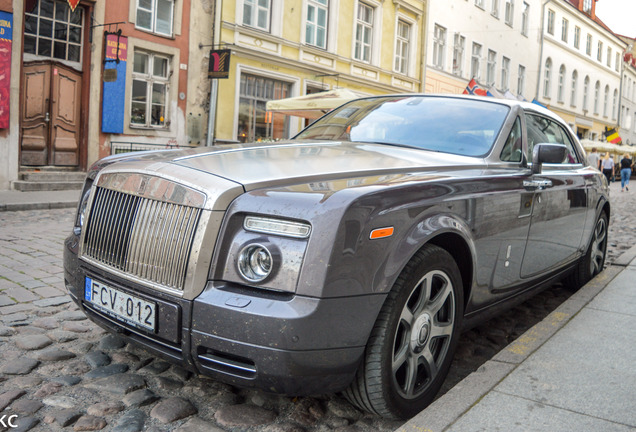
[212,0,426,144]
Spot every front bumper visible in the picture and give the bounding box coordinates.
[64,235,384,395]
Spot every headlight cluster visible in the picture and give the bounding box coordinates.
[73,182,92,235]
[228,216,311,288]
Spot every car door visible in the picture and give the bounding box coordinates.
[520,112,589,278]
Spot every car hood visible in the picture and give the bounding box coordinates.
[169,140,480,191]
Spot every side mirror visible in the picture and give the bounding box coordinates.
[531,143,567,174]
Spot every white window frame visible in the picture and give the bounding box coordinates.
[475,0,485,9]
[547,9,555,35]
[615,52,620,72]
[491,0,499,18]
[130,50,171,129]
[243,0,272,32]
[583,0,592,14]
[394,19,411,75]
[521,2,529,36]
[433,24,447,69]
[570,70,578,107]
[597,41,603,62]
[135,0,174,37]
[574,26,580,49]
[606,47,612,68]
[305,0,328,49]
[557,64,565,103]
[583,76,589,111]
[452,33,465,77]
[603,85,609,117]
[487,49,496,86]
[471,42,482,79]
[561,18,568,43]
[501,56,510,91]
[594,80,600,114]
[504,0,514,26]
[543,58,552,98]
[518,64,526,96]
[586,34,592,56]
[354,2,375,63]
[612,89,618,120]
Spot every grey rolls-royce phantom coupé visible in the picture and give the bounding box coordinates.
[64,95,609,419]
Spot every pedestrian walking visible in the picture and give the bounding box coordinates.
[587,147,601,170]
[620,153,632,192]
[600,153,615,184]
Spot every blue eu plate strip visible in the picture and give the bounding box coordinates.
[85,277,92,301]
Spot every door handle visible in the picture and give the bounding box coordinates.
[45,112,50,123]
[523,179,553,191]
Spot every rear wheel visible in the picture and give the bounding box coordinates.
[565,212,608,289]
[344,244,464,419]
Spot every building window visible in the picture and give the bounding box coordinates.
[471,42,482,79]
[238,74,291,143]
[521,2,529,36]
[24,0,84,64]
[491,0,499,18]
[504,0,514,26]
[131,51,170,128]
[557,64,565,102]
[547,9,555,35]
[243,0,271,31]
[570,70,578,106]
[603,85,609,117]
[452,33,465,77]
[615,52,620,72]
[613,89,618,120]
[487,50,496,86]
[501,57,510,90]
[593,80,600,114]
[543,58,552,98]
[561,18,568,42]
[583,75,590,111]
[433,24,446,69]
[586,34,592,55]
[574,26,580,49]
[136,0,174,36]
[394,20,411,74]
[583,0,592,14]
[606,47,612,67]
[305,0,328,49]
[475,0,485,9]
[597,41,602,62]
[518,64,526,96]
[354,2,374,62]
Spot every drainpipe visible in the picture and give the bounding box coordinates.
[420,1,430,93]
[205,0,223,146]
[536,0,554,101]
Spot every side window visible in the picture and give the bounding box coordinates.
[500,117,523,162]
[525,113,579,164]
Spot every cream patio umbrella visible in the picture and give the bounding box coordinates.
[266,88,367,120]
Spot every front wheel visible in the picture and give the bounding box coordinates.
[344,244,464,419]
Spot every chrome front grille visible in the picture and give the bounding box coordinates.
[81,186,202,293]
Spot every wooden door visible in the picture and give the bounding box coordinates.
[20,62,82,166]
[20,63,50,166]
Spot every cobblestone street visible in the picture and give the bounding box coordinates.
[0,181,631,432]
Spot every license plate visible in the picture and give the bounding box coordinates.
[84,276,156,332]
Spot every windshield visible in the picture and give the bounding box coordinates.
[294,96,510,157]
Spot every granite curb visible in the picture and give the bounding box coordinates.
[397,261,626,432]
[0,190,80,212]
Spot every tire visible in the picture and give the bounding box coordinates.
[565,212,608,290]
[344,244,464,419]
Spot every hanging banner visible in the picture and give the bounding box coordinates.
[67,0,81,12]
[208,49,231,79]
[0,11,13,129]
[102,34,128,134]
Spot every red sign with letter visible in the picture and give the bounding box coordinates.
[0,12,13,129]
[67,0,81,12]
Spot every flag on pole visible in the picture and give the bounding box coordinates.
[463,78,492,97]
[603,127,622,144]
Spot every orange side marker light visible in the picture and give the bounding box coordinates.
[370,227,394,239]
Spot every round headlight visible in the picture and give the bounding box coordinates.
[237,244,273,283]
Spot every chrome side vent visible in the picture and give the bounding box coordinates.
[81,186,202,293]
